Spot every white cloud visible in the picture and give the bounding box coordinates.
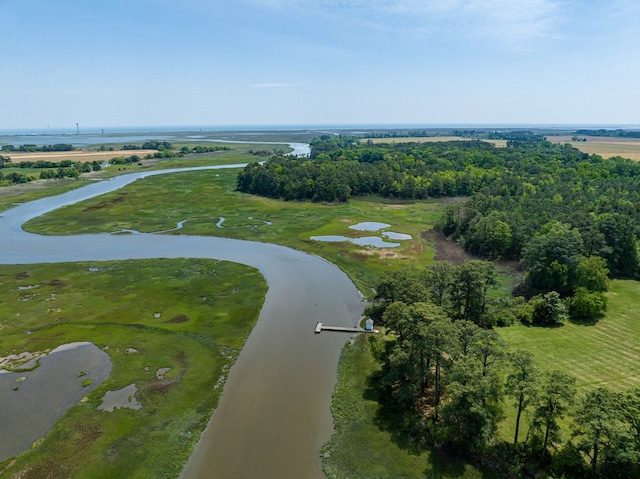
[245,0,566,49]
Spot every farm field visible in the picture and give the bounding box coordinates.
[547,135,640,160]
[3,150,157,163]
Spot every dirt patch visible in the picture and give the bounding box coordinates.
[46,279,66,288]
[422,230,474,265]
[167,314,190,324]
[14,271,30,280]
[423,229,522,274]
[144,377,179,395]
[355,248,408,260]
[83,196,126,211]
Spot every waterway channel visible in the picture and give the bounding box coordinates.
[0,153,364,478]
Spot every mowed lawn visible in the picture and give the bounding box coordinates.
[499,279,640,391]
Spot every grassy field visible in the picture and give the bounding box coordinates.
[547,135,640,161]
[0,259,266,478]
[499,279,640,391]
[23,167,443,295]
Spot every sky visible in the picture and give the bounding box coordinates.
[1,0,639,130]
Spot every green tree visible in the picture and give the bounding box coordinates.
[522,221,584,296]
[424,260,455,307]
[449,260,497,326]
[569,287,607,323]
[528,291,568,326]
[505,349,539,444]
[573,388,635,479]
[576,255,610,292]
[439,352,502,454]
[465,211,513,259]
[426,318,460,412]
[532,370,576,457]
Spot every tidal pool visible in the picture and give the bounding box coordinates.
[0,342,112,462]
[348,221,391,231]
[311,235,401,248]
[382,231,413,240]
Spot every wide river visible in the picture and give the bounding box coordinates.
[0,148,364,478]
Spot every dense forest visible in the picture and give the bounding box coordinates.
[237,135,640,477]
[238,136,640,281]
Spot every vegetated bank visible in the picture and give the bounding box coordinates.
[238,134,640,478]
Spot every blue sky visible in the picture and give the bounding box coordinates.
[1,0,638,130]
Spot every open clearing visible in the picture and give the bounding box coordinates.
[547,135,640,161]
[3,150,157,163]
[499,279,640,391]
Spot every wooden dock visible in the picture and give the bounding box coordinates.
[315,322,378,334]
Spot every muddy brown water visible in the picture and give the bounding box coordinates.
[0,159,364,478]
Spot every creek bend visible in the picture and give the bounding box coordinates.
[0,161,364,478]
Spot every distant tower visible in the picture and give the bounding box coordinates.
[76,123,79,135]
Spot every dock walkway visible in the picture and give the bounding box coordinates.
[314,322,378,334]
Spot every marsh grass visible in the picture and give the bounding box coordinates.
[24,168,444,295]
[0,258,266,478]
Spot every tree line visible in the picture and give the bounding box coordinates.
[0,143,76,152]
[575,129,640,139]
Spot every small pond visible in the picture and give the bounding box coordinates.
[382,231,413,240]
[311,222,412,248]
[311,235,401,248]
[348,222,391,231]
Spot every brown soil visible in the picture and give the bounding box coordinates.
[83,196,126,211]
[167,314,190,324]
[422,229,521,274]
[422,230,474,265]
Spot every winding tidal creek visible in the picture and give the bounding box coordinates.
[0,159,364,478]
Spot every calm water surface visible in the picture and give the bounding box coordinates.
[0,158,363,478]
